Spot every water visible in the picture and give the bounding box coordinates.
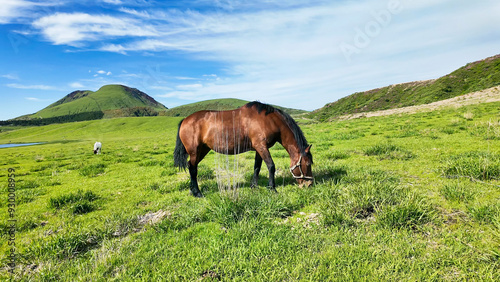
[0,143,43,148]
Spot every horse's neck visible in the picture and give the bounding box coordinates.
[279,125,301,163]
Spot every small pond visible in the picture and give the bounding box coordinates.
[0,143,43,149]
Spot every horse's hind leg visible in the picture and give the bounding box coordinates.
[188,161,203,197]
[251,152,263,188]
[187,146,211,197]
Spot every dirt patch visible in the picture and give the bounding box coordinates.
[137,210,170,225]
[337,86,500,120]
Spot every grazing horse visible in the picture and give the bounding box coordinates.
[174,101,313,197]
[94,142,102,155]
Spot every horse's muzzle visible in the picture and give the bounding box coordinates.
[298,179,314,188]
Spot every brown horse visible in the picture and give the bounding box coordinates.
[174,101,313,197]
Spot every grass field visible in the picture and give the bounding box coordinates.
[1,102,499,280]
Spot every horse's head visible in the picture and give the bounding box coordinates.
[290,145,314,188]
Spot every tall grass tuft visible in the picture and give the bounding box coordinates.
[27,230,107,260]
[468,203,500,224]
[49,190,98,209]
[79,163,107,177]
[364,143,414,160]
[48,190,99,214]
[347,176,404,219]
[441,152,500,181]
[377,194,435,229]
[440,181,476,203]
[319,185,355,227]
[325,150,350,161]
[320,169,408,227]
[207,190,302,227]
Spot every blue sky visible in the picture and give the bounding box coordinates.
[1,0,499,120]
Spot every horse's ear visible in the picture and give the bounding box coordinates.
[305,144,312,153]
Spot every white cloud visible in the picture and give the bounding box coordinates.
[0,0,33,24]
[0,0,61,24]
[69,82,84,88]
[94,70,113,77]
[175,76,196,80]
[1,74,19,80]
[176,84,203,90]
[102,0,122,4]
[7,83,57,90]
[25,97,52,102]
[149,85,173,91]
[25,97,42,101]
[33,13,158,45]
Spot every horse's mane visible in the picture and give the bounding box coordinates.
[245,101,309,154]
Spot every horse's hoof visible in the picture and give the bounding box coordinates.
[267,187,278,193]
[192,191,204,198]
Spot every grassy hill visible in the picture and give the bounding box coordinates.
[164,98,248,117]
[30,84,168,120]
[309,54,500,121]
[164,98,308,117]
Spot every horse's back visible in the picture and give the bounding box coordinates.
[179,104,284,153]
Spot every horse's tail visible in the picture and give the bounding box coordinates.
[174,119,188,170]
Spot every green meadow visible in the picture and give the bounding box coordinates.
[1,102,499,281]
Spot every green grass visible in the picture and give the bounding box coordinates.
[1,102,499,280]
[440,181,477,203]
[441,151,500,180]
[364,143,415,160]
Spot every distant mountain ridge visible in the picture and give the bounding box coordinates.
[309,54,500,121]
[4,86,307,126]
[163,98,308,117]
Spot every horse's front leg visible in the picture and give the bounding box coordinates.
[255,148,276,192]
[251,152,263,188]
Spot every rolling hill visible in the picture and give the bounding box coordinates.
[309,54,500,121]
[164,98,308,117]
[32,84,168,120]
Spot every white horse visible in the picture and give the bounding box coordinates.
[94,142,102,155]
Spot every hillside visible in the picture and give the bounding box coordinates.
[30,84,168,120]
[337,86,500,120]
[310,54,500,121]
[164,98,308,117]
